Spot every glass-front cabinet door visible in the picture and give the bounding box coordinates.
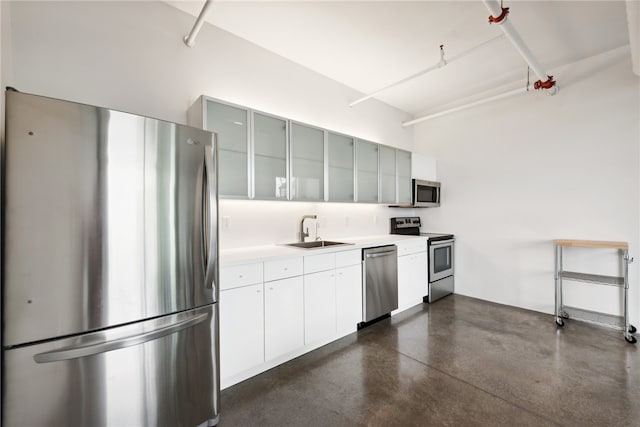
[290,122,324,201]
[253,112,288,200]
[379,145,396,204]
[327,132,354,202]
[356,140,379,203]
[204,99,249,198]
[397,149,412,204]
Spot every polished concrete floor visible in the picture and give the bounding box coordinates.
[219,295,639,426]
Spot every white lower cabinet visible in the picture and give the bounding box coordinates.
[397,251,428,312]
[219,248,364,389]
[264,276,304,361]
[335,264,362,335]
[304,249,362,345]
[304,270,337,345]
[219,283,264,381]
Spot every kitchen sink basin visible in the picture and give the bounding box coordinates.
[283,240,352,249]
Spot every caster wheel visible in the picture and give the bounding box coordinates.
[628,325,637,334]
[625,335,637,344]
[555,318,564,327]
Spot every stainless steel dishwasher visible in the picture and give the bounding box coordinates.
[359,245,398,328]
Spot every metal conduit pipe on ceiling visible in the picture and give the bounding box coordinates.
[401,86,529,127]
[482,0,558,95]
[349,34,506,107]
[184,0,214,47]
[626,0,640,76]
[402,2,561,128]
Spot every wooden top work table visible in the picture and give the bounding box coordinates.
[554,239,629,250]
[553,239,636,343]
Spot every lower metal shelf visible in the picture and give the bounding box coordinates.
[561,306,625,330]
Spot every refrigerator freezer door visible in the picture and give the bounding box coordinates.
[2,304,219,427]
[3,91,218,347]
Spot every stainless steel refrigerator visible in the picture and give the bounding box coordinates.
[2,89,220,427]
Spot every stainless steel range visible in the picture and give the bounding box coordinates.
[390,217,455,303]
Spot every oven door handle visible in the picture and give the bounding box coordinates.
[430,239,454,247]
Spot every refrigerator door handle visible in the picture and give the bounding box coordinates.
[203,142,217,291]
[33,312,208,364]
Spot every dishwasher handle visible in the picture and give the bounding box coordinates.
[365,250,397,258]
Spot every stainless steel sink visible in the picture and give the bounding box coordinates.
[283,240,352,249]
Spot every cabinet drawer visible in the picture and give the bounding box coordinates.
[220,263,263,290]
[304,253,336,274]
[397,238,427,256]
[335,249,361,268]
[264,257,303,282]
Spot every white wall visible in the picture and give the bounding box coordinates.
[414,46,640,325]
[2,1,411,146]
[220,199,411,248]
[1,1,414,249]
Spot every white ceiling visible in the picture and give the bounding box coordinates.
[167,1,631,116]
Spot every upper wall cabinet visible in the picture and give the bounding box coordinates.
[397,149,412,204]
[356,139,379,203]
[189,95,412,204]
[327,132,355,202]
[290,122,324,201]
[188,97,249,198]
[254,112,288,200]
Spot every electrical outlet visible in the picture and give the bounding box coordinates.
[344,216,350,227]
[222,216,230,230]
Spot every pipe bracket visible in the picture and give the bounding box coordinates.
[488,7,510,24]
[534,75,556,90]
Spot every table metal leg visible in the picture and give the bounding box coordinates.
[555,245,564,326]
[623,250,636,343]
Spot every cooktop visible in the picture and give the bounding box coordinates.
[390,217,453,240]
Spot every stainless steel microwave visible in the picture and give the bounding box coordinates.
[412,179,441,207]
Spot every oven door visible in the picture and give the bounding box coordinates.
[429,239,454,282]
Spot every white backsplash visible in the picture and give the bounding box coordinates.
[219,199,415,249]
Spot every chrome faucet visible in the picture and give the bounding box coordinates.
[298,214,317,243]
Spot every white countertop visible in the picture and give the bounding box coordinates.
[220,234,427,266]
